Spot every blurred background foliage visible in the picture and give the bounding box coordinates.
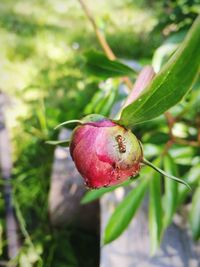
[0,0,199,266]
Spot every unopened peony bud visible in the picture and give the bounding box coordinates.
[70,114,143,189]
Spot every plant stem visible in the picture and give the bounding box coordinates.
[78,0,115,60]
[164,111,175,140]
[77,0,134,89]
[174,137,200,147]
[142,158,191,190]
[164,111,200,150]
[196,114,200,145]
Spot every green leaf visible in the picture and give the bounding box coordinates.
[81,179,134,204]
[96,89,117,116]
[163,155,178,228]
[149,160,163,255]
[103,179,148,244]
[178,163,200,206]
[170,146,195,165]
[152,30,187,72]
[87,87,117,116]
[143,143,162,158]
[189,186,200,240]
[84,90,105,114]
[85,50,135,78]
[45,139,70,146]
[119,15,200,126]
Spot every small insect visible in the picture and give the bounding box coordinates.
[115,134,126,153]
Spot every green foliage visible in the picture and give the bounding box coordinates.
[104,176,148,244]
[154,0,199,33]
[119,15,200,126]
[163,155,178,228]
[84,79,119,116]
[178,163,200,206]
[152,30,187,72]
[81,179,134,204]
[148,159,163,254]
[85,50,135,78]
[96,14,200,248]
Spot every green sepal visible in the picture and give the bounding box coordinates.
[54,120,83,130]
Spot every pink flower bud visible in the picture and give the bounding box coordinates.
[70,115,143,189]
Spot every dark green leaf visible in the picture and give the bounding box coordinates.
[81,179,134,204]
[189,186,200,240]
[163,155,178,228]
[149,160,163,254]
[119,15,200,126]
[103,179,148,244]
[85,50,135,78]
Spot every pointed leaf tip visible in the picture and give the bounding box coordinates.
[142,158,191,190]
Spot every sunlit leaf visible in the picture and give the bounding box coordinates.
[103,179,148,244]
[119,15,200,126]
[96,90,117,116]
[152,30,187,72]
[81,179,134,204]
